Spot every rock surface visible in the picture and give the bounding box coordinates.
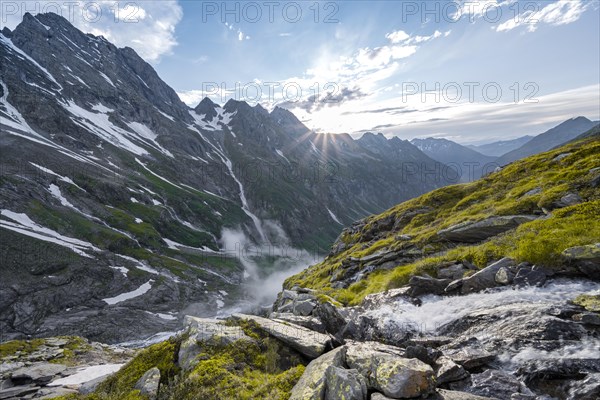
[437,216,537,243]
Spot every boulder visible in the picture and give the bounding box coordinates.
[433,389,496,399]
[345,342,435,398]
[405,345,442,366]
[408,276,452,297]
[567,373,600,400]
[554,192,583,208]
[459,258,515,294]
[0,384,40,399]
[494,266,514,285]
[295,300,317,316]
[435,356,469,385]
[11,363,67,385]
[437,216,536,243]
[270,313,326,333]
[468,370,534,399]
[443,347,495,370]
[572,312,600,326]
[438,264,469,280]
[324,366,367,400]
[134,367,160,400]
[513,267,546,287]
[562,243,600,279]
[314,302,347,336]
[179,316,254,370]
[232,313,332,359]
[289,347,346,400]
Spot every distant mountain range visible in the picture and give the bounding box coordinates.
[411,137,497,181]
[496,117,599,165]
[467,136,534,157]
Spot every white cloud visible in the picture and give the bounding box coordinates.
[497,0,589,32]
[386,30,410,44]
[2,1,183,62]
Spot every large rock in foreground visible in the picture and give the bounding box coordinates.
[562,243,600,279]
[289,346,346,400]
[437,216,536,243]
[232,313,332,359]
[345,342,435,398]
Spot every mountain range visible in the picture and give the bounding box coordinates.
[0,13,448,342]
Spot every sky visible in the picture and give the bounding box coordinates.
[2,0,599,144]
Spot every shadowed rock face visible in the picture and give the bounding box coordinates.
[437,216,538,243]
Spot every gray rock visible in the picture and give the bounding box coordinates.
[270,313,326,333]
[434,389,495,399]
[79,374,111,394]
[178,336,202,371]
[468,370,534,399]
[513,268,546,287]
[555,192,583,208]
[370,393,394,400]
[11,363,67,385]
[37,386,78,399]
[408,275,452,297]
[405,337,453,348]
[567,373,600,400]
[437,216,537,243]
[553,153,572,162]
[460,258,515,294]
[324,366,367,400]
[443,348,495,370]
[345,342,435,398]
[289,347,346,400]
[562,243,600,279]
[134,367,160,400]
[295,300,317,316]
[405,345,442,366]
[494,266,514,285]
[0,384,40,399]
[232,314,332,359]
[572,312,600,326]
[435,356,469,385]
[314,302,347,336]
[438,264,468,280]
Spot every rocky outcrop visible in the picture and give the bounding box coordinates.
[289,346,346,400]
[562,243,600,279]
[134,367,161,400]
[437,216,537,243]
[231,313,332,359]
[447,258,515,294]
[323,366,367,400]
[345,342,435,398]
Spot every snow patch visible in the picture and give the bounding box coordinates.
[48,184,74,208]
[327,208,342,225]
[103,280,153,305]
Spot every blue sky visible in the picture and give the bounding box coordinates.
[3,1,599,143]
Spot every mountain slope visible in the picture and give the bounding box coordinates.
[0,13,449,342]
[496,117,598,165]
[467,135,533,157]
[285,136,600,304]
[411,137,497,181]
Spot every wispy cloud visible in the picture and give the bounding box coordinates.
[497,0,589,32]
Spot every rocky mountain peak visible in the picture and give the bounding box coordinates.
[194,97,219,120]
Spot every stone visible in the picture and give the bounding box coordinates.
[434,389,495,399]
[562,243,600,279]
[438,264,468,280]
[408,276,452,297]
[405,345,442,366]
[11,363,67,385]
[555,192,583,208]
[370,393,394,400]
[178,336,202,371]
[553,153,571,162]
[0,384,40,399]
[437,216,537,243]
[270,313,326,333]
[134,367,160,400]
[460,258,515,294]
[494,266,514,285]
[324,366,367,400]
[314,302,347,336]
[572,312,600,326]
[37,386,78,399]
[289,347,346,400]
[345,342,435,398]
[294,300,317,316]
[435,356,469,385]
[443,347,495,370]
[513,267,546,287]
[468,370,534,399]
[405,337,453,348]
[232,314,332,359]
[567,373,600,400]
